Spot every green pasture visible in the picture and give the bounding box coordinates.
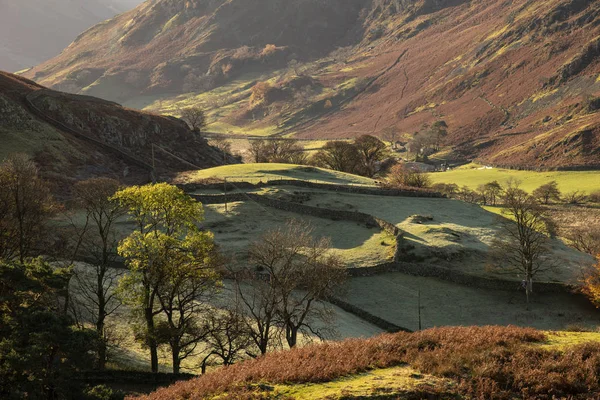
[429,163,600,194]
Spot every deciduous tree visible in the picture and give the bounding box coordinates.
[180,106,207,133]
[532,181,561,204]
[312,141,361,174]
[0,154,57,263]
[238,220,346,350]
[114,183,207,373]
[70,178,124,370]
[354,135,388,177]
[489,183,556,309]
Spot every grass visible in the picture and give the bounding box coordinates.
[429,163,600,194]
[293,188,591,282]
[202,201,393,268]
[542,331,600,350]
[177,163,376,186]
[344,272,600,332]
[272,365,455,399]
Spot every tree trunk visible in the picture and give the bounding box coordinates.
[97,271,107,370]
[525,276,533,311]
[259,338,268,355]
[145,306,159,373]
[286,325,298,348]
[97,315,106,370]
[171,345,180,374]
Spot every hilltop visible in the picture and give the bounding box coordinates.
[24,0,600,169]
[0,71,231,191]
[0,0,143,72]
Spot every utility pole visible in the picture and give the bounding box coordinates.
[418,289,422,331]
[151,143,157,183]
[224,177,228,213]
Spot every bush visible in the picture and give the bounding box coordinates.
[137,326,593,400]
[260,44,278,58]
[84,385,124,400]
[385,164,431,188]
[588,191,600,203]
[563,190,587,205]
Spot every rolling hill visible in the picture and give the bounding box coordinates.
[24,0,600,168]
[0,71,231,191]
[0,0,143,72]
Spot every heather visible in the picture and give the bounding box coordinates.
[133,326,600,400]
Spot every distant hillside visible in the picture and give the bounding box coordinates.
[0,71,231,191]
[25,0,600,168]
[0,0,143,72]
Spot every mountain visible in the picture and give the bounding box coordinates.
[25,0,600,168]
[0,71,231,191]
[0,0,144,72]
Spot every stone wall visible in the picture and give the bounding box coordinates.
[328,296,411,333]
[191,193,402,238]
[347,261,578,295]
[180,179,445,198]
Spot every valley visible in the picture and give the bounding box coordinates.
[3,0,600,399]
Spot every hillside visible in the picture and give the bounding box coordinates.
[0,71,230,190]
[133,326,600,399]
[24,0,600,168]
[0,0,143,72]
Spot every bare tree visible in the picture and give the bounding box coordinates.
[489,183,556,309]
[70,178,125,370]
[0,154,57,263]
[381,126,399,149]
[248,139,306,164]
[311,141,361,174]
[199,307,252,374]
[245,220,346,348]
[180,106,207,133]
[477,181,504,206]
[532,181,561,204]
[566,224,600,256]
[354,135,388,177]
[234,269,282,356]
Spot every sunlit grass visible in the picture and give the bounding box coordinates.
[429,163,600,194]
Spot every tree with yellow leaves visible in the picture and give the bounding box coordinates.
[582,256,600,308]
[114,183,221,373]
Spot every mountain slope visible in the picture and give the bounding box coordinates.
[0,71,230,190]
[25,0,600,168]
[0,0,143,72]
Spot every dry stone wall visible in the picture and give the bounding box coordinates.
[180,179,445,198]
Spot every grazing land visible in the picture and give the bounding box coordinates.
[203,201,394,267]
[429,163,600,194]
[344,272,599,332]
[176,163,377,185]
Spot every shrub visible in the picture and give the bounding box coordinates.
[260,44,278,58]
[135,326,590,400]
[563,190,587,205]
[588,191,600,203]
[385,164,431,188]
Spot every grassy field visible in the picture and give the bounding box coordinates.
[429,163,600,194]
[293,188,591,283]
[343,272,600,331]
[203,201,394,267]
[176,163,376,186]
